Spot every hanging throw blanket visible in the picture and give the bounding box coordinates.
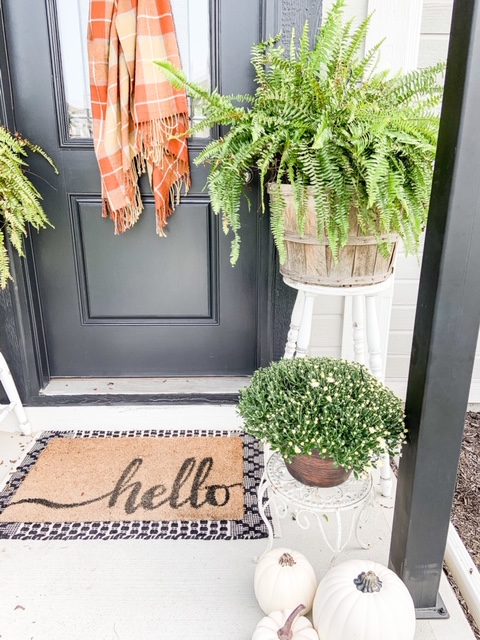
[88,0,190,235]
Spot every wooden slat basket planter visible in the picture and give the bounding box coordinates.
[269,184,398,287]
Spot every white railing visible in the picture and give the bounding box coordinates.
[0,352,31,435]
[445,523,480,628]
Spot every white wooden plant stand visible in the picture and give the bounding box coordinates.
[0,351,31,435]
[282,276,394,497]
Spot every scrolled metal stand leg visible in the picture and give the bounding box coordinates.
[355,489,374,550]
[254,472,275,562]
[311,511,336,557]
[329,511,344,566]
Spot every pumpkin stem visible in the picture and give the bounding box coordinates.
[277,604,305,640]
[353,570,383,593]
[279,552,296,567]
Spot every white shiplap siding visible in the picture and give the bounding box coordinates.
[419,0,454,68]
[384,247,421,398]
[308,296,344,359]
[322,0,368,24]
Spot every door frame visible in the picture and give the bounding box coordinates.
[0,0,50,403]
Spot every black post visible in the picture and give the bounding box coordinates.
[389,0,480,614]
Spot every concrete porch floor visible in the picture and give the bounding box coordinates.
[0,405,475,640]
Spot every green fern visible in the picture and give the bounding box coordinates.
[0,126,58,288]
[155,0,444,265]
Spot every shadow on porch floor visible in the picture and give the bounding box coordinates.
[0,405,475,640]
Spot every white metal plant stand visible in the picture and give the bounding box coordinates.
[283,275,394,497]
[257,452,373,562]
[0,351,31,435]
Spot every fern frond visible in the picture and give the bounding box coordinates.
[268,183,287,264]
[343,13,373,67]
[0,126,57,287]
[0,228,12,289]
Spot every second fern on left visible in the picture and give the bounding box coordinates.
[0,126,58,289]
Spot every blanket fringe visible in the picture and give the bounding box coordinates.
[102,178,143,234]
[134,115,191,236]
[135,114,188,165]
[154,173,190,235]
[102,144,190,237]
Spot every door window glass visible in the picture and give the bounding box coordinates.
[55,0,210,139]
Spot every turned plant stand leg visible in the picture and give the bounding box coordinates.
[365,294,392,498]
[365,295,383,379]
[284,290,306,358]
[295,293,316,358]
[352,295,366,365]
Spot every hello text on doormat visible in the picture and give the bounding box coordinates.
[0,433,244,524]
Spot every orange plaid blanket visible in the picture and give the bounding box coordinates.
[88,0,190,235]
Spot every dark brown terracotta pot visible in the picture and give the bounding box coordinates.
[284,450,352,487]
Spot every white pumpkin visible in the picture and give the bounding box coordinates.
[252,605,319,640]
[312,559,416,640]
[254,548,317,614]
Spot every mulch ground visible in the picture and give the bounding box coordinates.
[447,411,480,638]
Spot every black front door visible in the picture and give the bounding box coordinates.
[2,0,269,378]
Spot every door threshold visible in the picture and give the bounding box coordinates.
[41,377,251,397]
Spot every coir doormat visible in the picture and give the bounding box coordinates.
[0,430,271,541]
